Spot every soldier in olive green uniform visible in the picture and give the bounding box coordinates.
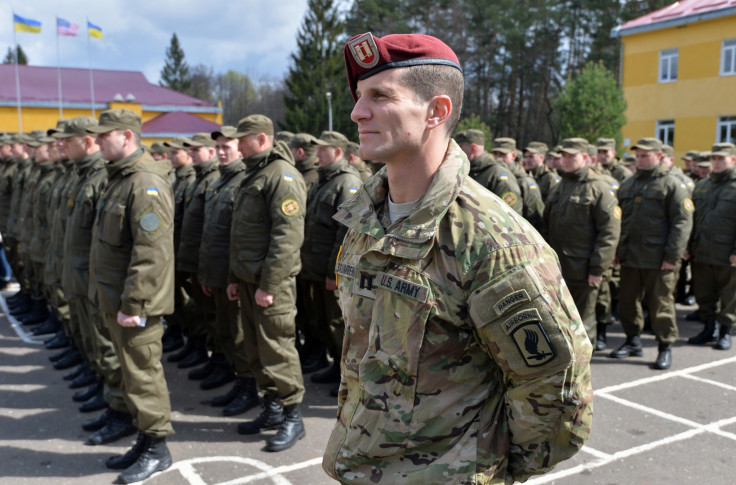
[596,138,633,182]
[544,138,621,346]
[345,141,373,181]
[523,141,560,202]
[687,142,736,351]
[169,134,220,372]
[226,114,307,452]
[302,131,362,395]
[492,137,545,231]
[197,127,256,412]
[455,129,523,213]
[87,109,175,483]
[0,136,17,289]
[5,136,33,312]
[324,32,592,484]
[611,138,693,370]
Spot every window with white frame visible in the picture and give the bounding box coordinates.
[659,48,678,82]
[718,116,736,144]
[656,119,675,146]
[722,39,736,75]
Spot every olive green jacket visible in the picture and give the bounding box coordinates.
[198,159,245,288]
[617,163,693,269]
[667,165,695,195]
[516,171,545,232]
[0,158,17,233]
[468,151,523,214]
[89,149,175,316]
[690,167,736,266]
[544,167,621,283]
[177,158,220,274]
[29,161,57,264]
[6,158,32,240]
[301,159,362,282]
[44,159,79,286]
[62,153,107,297]
[173,163,196,253]
[229,141,306,296]
[601,158,633,182]
[296,155,319,194]
[528,163,560,203]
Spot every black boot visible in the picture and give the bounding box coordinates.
[69,368,97,389]
[73,380,101,402]
[32,314,62,336]
[211,377,246,407]
[177,338,208,369]
[79,385,108,413]
[188,352,220,380]
[685,309,701,322]
[19,300,49,325]
[311,361,340,384]
[238,394,283,435]
[595,322,607,351]
[688,320,719,345]
[223,378,259,416]
[300,344,329,374]
[200,361,235,391]
[83,408,111,432]
[45,330,69,350]
[610,335,643,359]
[49,347,74,362]
[653,343,672,370]
[265,403,305,452]
[106,431,148,469]
[87,410,136,445]
[716,325,732,351]
[63,363,88,381]
[115,436,172,484]
[166,335,194,363]
[161,325,184,353]
[54,349,83,370]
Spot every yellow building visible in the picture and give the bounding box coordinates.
[0,65,222,144]
[613,0,736,159]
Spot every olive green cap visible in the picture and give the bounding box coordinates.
[346,141,360,157]
[711,142,736,157]
[0,134,13,146]
[163,137,191,150]
[149,141,167,154]
[681,150,700,161]
[631,137,662,151]
[289,133,319,150]
[524,141,548,154]
[211,126,238,140]
[560,138,589,155]
[492,137,516,154]
[86,109,142,134]
[312,130,348,151]
[455,129,484,146]
[662,145,674,157]
[47,120,66,137]
[54,116,99,138]
[623,152,635,164]
[596,138,616,151]
[587,144,597,157]
[184,133,216,148]
[233,114,274,138]
[548,145,562,158]
[27,129,55,146]
[274,131,295,144]
[698,151,711,163]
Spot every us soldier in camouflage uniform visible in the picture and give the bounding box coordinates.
[544,138,621,346]
[323,32,592,484]
[87,109,175,483]
[611,138,693,370]
[523,141,560,202]
[686,142,736,351]
[454,129,523,214]
[492,137,545,231]
[596,138,633,182]
[226,114,307,452]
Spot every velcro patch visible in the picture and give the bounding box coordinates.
[373,271,428,303]
[352,269,377,299]
[494,289,530,317]
[510,320,557,368]
[503,308,542,335]
[335,261,356,279]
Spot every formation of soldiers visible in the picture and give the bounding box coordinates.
[1,107,734,482]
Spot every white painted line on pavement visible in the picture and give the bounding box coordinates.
[679,372,736,392]
[220,457,323,485]
[176,461,208,485]
[0,364,44,373]
[578,445,611,460]
[153,456,323,485]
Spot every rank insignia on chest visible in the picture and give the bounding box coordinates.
[146,187,159,197]
[503,308,556,367]
[353,270,377,299]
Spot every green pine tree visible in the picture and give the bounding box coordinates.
[3,46,28,65]
[160,33,191,93]
[283,0,354,138]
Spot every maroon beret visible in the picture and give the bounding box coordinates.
[344,32,462,101]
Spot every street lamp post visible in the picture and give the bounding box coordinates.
[326,91,333,132]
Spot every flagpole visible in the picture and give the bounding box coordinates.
[12,11,22,132]
[87,17,96,118]
[56,15,63,119]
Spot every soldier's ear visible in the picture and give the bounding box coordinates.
[427,95,451,131]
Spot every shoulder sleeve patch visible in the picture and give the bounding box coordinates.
[683,198,694,213]
[501,191,518,206]
[281,198,300,216]
[283,174,294,182]
[137,210,162,232]
[146,187,159,197]
[613,206,622,220]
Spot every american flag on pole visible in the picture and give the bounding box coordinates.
[57,18,79,37]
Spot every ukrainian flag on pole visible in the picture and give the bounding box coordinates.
[14,14,42,33]
[88,21,103,39]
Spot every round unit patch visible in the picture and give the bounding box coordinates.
[139,211,161,232]
[683,198,694,213]
[613,206,622,220]
[502,191,518,206]
[281,199,300,216]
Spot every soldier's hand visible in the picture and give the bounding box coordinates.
[201,284,213,297]
[683,251,691,261]
[255,288,274,308]
[226,283,240,301]
[588,274,603,285]
[661,261,677,270]
[326,277,337,291]
[117,311,140,327]
[730,254,736,265]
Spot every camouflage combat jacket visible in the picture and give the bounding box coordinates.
[229,142,306,298]
[689,166,736,266]
[89,149,174,316]
[617,163,693,269]
[544,167,621,284]
[198,159,245,288]
[323,141,593,485]
[62,153,107,297]
[176,158,220,274]
[468,151,523,214]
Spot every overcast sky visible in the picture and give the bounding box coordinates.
[1,0,310,84]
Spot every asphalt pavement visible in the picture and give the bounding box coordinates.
[1,288,734,485]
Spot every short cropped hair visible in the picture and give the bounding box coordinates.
[398,64,464,135]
